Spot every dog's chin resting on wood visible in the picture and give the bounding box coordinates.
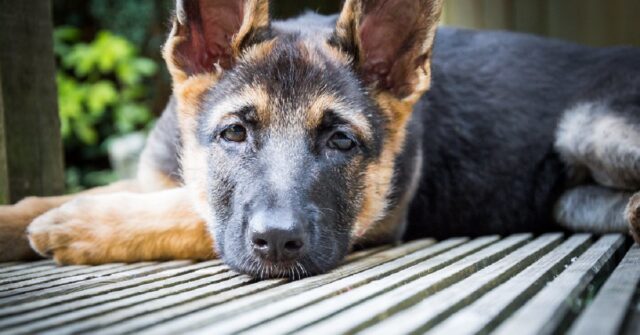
[1,0,639,279]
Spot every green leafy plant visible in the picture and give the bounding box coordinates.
[54,27,158,191]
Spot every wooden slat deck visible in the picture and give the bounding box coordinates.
[0,234,639,335]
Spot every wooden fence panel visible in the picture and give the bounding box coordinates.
[442,0,640,47]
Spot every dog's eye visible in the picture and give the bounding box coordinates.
[221,124,247,142]
[327,132,356,151]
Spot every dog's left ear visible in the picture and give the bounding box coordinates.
[333,0,443,103]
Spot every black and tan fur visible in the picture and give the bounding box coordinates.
[0,0,639,278]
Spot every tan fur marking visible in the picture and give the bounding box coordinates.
[306,94,373,141]
[231,0,270,57]
[353,93,414,237]
[322,40,352,66]
[204,84,271,129]
[137,164,181,191]
[240,38,276,63]
[28,188,214,264]
[174,72,218,220]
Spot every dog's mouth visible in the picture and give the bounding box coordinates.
[252,260,312,280]
[236,257,318,280]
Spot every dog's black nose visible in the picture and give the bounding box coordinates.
[249,209,308,262]
[251,228,305,261]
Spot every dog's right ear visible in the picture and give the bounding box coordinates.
[164,0,270,84]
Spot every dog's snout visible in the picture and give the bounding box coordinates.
[249,209,308,262]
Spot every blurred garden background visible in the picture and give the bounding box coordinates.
[51,0,639,192]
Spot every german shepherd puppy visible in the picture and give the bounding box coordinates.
[1,0,639,279]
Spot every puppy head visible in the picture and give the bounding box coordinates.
[164,0,443,278]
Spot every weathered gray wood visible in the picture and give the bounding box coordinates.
[0,264,98,286]
[198,238,486,335]
[0,261,194,308]
[343,246,390,263]
[362,234,563,334]
[286,235,530,335]
[0,263,57,279]
[101,279,285,335]
[428,234,591,335]
[0,263,151,297]
[0,235,633,335]
[0,261,220,323]
[235,237,499,335]
[6,270,241,334]
[0,260,53,274]
[135,238,441,335]
[569,245,640,335]
[0,0,64,202]
[0,262,18,268]
[53,273,252,335]
[493,234,626,335]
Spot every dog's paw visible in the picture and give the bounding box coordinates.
[27,197,118,265]
[625,192,640,244]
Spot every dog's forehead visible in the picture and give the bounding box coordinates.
[204,32,373,134]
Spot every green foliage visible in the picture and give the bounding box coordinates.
[54,27,158,191]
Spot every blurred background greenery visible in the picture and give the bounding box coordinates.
[53,0,638,192]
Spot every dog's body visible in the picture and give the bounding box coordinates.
[145,19,640,239]
[411,27,640,238]
[1,0,639,278]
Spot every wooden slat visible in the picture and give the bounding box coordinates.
[343,246,390,263]
[134,238,442,335]
[428,234,591,335]
[0,261,193,308]
[0,260,54,274]
[0,263,154,298]
[493,234,626,335]
[569,245,640,335]
[0,262,18,268]
[59,274,255,335]
[0,263,57,279]
[0,261,220,323]
[0,264,115,286]
[5,270,241,334]
[103,279,285,335]
[281,235,530,335]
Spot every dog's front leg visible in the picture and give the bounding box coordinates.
[27,188,215,265]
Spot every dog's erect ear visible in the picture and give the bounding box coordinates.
[164,0,270,83]
[333,0,443,103]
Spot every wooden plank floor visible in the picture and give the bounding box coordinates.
[0,234,639,334]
